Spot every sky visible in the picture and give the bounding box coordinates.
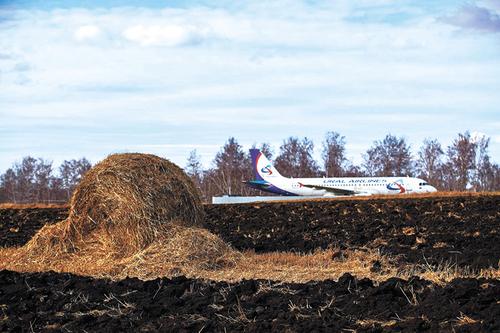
[1,0,499,173]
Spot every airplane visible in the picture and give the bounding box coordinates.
[244,149,437,196]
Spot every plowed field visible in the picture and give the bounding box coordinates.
[2,195,499,268]
[1,194,499,332]
[1,270,499,332]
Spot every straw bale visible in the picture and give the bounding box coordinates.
[60,153,204,254]
[2,153,242,278]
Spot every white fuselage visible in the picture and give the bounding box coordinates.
[247,149,437,196]
[270,176,436,196]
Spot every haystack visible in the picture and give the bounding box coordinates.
[4,152,240,278]
[24,153,205,256]
[63,153,205,254]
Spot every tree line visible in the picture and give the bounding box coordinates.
[1,131,498,203]
[185,131,499,201]
[0,158,91,204]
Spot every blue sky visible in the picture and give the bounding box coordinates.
[1,0,499,173]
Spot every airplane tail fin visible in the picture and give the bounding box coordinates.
[249,149,283,180]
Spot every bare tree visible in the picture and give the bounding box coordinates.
[0,156,58,203]
[199,169,217,200]
[445,131,476,190]
[59,158,92,200]
[275,137,320,177]
[49,176,65,202]
[0,186,5,203]
[322,131,347,177]
[0,169,17,203]
[211,137,251,196]
[275,137,301,177]
[14,157,38,203]
[185,149,203,193]
[470,135,498,191]
[491,164,500,191]
[34,158,53,202]
[343,163,366,177]
[363,134,413,177]
[251,142,274,160]
[416,138,444,188]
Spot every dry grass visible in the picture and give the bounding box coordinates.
[356,319,398,328]
[0,224,240,280]
[398,258,500,286]
[0,245,392,282]
[455,313,480,326]
[203,248,397,283]
[2,242,498,284]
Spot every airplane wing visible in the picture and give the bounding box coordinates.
[300,183,359,196]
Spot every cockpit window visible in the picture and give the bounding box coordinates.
[419,182,429,186]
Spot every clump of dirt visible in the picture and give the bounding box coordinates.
[1,153,238,278]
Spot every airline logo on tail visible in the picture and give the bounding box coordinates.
[250,148,282,180]
[261,164,273,175]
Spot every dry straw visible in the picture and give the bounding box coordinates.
[33,154,204,255]
[4,153,239,277]
[65,153,204,253]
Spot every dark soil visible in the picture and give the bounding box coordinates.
[1,196,499,332]
[205,195,500,269]
[1,195,499,269]
[0,208,66,248]
[1,269,499,332]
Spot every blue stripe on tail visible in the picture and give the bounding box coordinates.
[249,149,264,181]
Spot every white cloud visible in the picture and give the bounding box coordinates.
[0,2,499,172]
[74,25,101,41]
[441,4,500,32]
[123,24,204,46]
[480,0,500,12]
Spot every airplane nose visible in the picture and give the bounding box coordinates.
[429,186,437,192]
